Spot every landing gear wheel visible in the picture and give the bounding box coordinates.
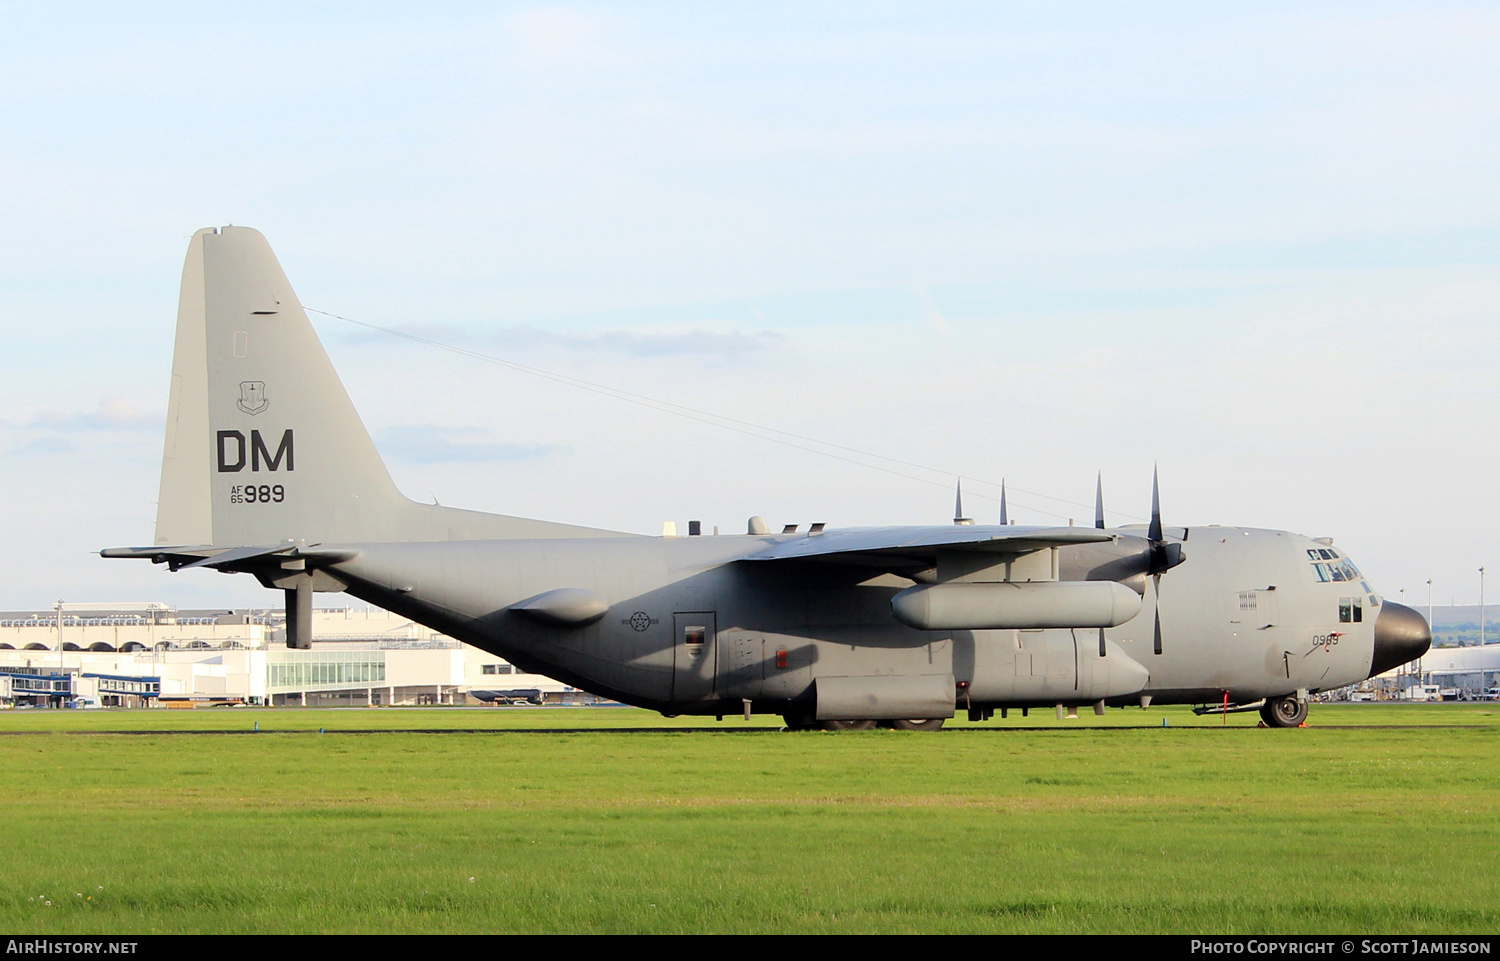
[1260,695,1308,728]
[818,719,876,731]
[885,718,945,732]
[781,710,814,731]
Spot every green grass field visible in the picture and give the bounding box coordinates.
[1,703,1495,934]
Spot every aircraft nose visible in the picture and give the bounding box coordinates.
[1368,601,1432,677]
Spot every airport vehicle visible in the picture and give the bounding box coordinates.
[103,227,1432,729]
[470,689,546,706]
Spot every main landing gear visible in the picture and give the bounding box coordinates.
[884,718,945,731]
[779,712,945,732]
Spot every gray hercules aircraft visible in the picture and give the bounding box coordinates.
[104,226,1432,728]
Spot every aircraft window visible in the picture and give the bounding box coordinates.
[1339,598,1363,623]
[1311,564,1330,583]
[1319,549,1338,560]
[1307,550,1321,560]
[1329,565,1347,582]
[1338,559,1360,580]
[684,626,707,646]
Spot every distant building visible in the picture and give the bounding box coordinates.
[1417,645,1500,697]
[0,603,585,708]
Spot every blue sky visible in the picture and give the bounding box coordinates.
[1,3,1496,610]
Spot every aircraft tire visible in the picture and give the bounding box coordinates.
[1260,696,1308,728]
[781,711,814,731]
[818,719,876,731]
[885,718,945,732]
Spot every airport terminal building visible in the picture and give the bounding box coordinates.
[1415,645,1500,698]
[0,602,578,708]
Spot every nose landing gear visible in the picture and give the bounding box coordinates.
[1260,694,1308,728]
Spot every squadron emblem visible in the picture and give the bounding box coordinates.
[237,381,269,415]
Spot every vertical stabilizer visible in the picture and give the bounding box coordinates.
[152,226,630,549]
[155,226,409,547]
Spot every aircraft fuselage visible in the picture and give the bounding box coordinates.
[324,524,1380,717]
[108,226,1431,728]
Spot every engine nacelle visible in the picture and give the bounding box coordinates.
[891,580,1142,631]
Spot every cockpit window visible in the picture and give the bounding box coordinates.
[1309,549,1360,584]
[1339,597,1363,623]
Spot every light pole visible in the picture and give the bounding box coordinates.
[1481,567,1487,647]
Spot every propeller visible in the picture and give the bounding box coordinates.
[1146,466,1186,655]
[999,479,1009,526]
[1096,472,1107,655]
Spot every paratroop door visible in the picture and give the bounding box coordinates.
[671,612,718,701]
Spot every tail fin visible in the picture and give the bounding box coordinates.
[155,226,618,547]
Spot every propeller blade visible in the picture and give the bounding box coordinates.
[953,478,972,525]
[1153,576,1163,655]
[1094,472,1105,530]
[999,479,1009,526]
[1098,626,1107,658]
[1145,465,1185,576]
[1148,465,1163,544]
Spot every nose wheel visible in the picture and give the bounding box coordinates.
[1260,695,1308,728]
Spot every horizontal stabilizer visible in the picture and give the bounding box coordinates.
[99,545,214,560]
[101,542,356,571]
[178,544,293,570]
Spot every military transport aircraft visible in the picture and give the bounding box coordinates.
[103,227,1431,729]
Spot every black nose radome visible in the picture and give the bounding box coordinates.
[1369,601,1432,677]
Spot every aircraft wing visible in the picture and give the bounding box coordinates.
[742,525,1116,567]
